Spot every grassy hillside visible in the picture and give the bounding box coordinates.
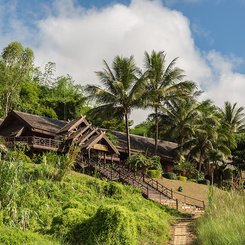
[0,153,179,245]
[195,189,245,245]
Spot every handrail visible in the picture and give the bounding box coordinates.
[144,177,205,209]
[5,136,63,149]
[85,158,205,211]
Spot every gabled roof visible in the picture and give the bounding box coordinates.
[82,132,119,155]
[57,116,89,134]
[105,130,178,159]
[0,111,67,136]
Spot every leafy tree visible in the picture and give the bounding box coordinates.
[86,56,145,155]
[42,75,86,120]
[0,42,34,117]
[220,101,245,134]
[143,50,195,153]
[130,120,152,137]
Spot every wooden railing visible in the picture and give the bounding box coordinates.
[144,177,205,209]
[5,136,63,150]
[76,156,205,211]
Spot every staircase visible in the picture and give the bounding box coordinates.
[78,158,205,214]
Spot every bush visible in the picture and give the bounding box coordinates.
[0,227,58,245]
[79,205,137,245]
[162,172,177,180]
[177,186,183,192]
[51,208,87,241]
[177,176,187,182]
[147,170,162,178]
[223,169,233,180]
[198,179,210,185]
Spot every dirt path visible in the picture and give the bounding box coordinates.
[170,218,196,245]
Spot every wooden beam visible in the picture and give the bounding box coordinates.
[93,143,108,151]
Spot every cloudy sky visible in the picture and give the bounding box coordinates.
[1,0,245,124]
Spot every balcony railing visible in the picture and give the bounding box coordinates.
[4,136,63,151]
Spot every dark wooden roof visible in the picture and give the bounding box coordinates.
[57,117,89,135]
[106,130,178,160]
[1,111,67,135]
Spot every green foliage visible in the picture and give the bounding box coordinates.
[130,121,152,137]
[0,227,59,245]
[162,172,177,180]
[223,168,233,180]
[197,179,210,185]
[196,191,245,245]
[127,154,152,172]
[105,132,118,146]
[147,169,162,178]
[177,176,187,182]
[177,186,183,192]
[80,205,137,245]
[51,208,87,242]
[174,158,197,179]
[0,151,173,245]
[128,154,162,173]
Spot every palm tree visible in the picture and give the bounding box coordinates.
[86,56,145,156]
[158,98,208,156]
[187,102,235,172]
[143,50,195,153]
[220,101,245,133]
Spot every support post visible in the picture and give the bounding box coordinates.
[176,199,179,210]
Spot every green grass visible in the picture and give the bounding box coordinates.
[195,189,245,245]
[0,155,177,245]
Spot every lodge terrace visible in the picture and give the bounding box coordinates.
[0,110,177,171]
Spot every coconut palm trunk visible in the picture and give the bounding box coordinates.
[125,111,131,156]
[154,106,159,154]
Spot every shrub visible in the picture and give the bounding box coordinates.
[79,205,137,245]
[177,186,183,192]
[162,172,177,180]
[223,169,233,180]
[191,171,205,180]
[127,154,152,172]
[51,208,87,241]
[0,227,59,245]
[103,182,125,198]
[177,176,187,182]
[198,179,210,185]
[147,170,162,178]
[174,158,196,178]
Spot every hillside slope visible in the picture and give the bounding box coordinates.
[0,160,178,245]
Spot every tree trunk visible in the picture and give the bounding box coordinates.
[154,106,159,154]
[4,92,11,117]
[198,153,203,172]
[125,112,131,157]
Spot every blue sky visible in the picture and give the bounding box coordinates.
[1,0,245,123]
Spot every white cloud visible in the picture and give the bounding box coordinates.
[1,0,245,125]
[33,0,212,124]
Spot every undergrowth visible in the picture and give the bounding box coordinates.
[0,150,175,244]
[195,188,245,245]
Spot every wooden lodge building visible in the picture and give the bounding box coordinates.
[0,111,177,171]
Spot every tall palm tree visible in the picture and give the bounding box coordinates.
[86,56,145,156]
[158,98,208,156]
[220,101,245,133]
[143,50,195,153]
[187,102,235,172]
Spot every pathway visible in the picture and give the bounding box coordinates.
[171,218,196,245]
